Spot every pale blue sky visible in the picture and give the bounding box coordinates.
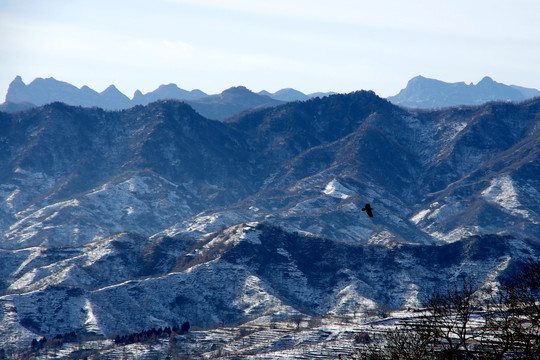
[1,0,539,99]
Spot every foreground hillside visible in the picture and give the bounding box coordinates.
[1,223,538,353]
[0,91,539,352]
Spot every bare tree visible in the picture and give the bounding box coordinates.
[348,261,540,360]
[482,260,540,359]
[290,314,304,331]
[423,280,481,359]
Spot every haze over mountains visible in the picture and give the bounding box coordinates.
[1,77,539,357]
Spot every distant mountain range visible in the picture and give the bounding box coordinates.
[388,75,540,108]
[1,76,335,120]
[3,75,540,118]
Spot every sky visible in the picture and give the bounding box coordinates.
[1,0,540,100]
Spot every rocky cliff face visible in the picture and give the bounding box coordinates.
[1,91,539,348]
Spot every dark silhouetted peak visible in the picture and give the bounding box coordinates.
[188,86,284,120]
[271,88,309,101]
[221,86,255,98]
[158,83,181,91]
[101,84,122,95]
[28,76,78,91]
[135,83,208,105]
[98,85,131,109]
[132,89,144,104]
[257,88,333,101]
[3,77,306,117]
[5,76,28,103]
[477,76,495,86]
[9,75,24,87]
[308,91,337,98]
[189,89,207,98]
[6,76,83,106]
[405,75,465,91]
[407,75,427,85]
[154,83,191,98]
[218,86,276,103]
[258,90,272,97]
[474,76,525,101]
[80,85,98,95]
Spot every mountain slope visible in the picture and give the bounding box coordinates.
[1,223,538,346]
[1,90,540,350]
[0,101,256,248]
[2,93,540,248]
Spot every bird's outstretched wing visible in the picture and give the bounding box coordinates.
[362,203,374,218]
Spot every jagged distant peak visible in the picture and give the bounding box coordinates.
[5,76,27,102]
[274,87,301,93]
[222,85,253,94]
[28,76,76,87]
[406,74,514,88]
[158,83,181,90]
[3,76,315,113]
[10,75,24,85]
[478,75,495,83]
[271,88,309,101]
[388,75,538,108]
[409,74,428,82]
[407,75,463,86]
[218,86,263,100]
[258,90,272,96]
[101,84,121,92]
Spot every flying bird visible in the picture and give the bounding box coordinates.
[362,203,373,218]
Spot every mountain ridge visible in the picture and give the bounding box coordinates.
[1,76,335,119]
[388,75,540,109]
[1,92,538,249]
[5,74,540,116]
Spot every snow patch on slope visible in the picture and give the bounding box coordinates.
[481,175,530,219]
[155,211,249,239]
[323,180,354,199]
[1,173,197,248]
[83,298,102,334]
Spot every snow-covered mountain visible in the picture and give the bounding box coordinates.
[2,223,538,351]
[1,90,539,352]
